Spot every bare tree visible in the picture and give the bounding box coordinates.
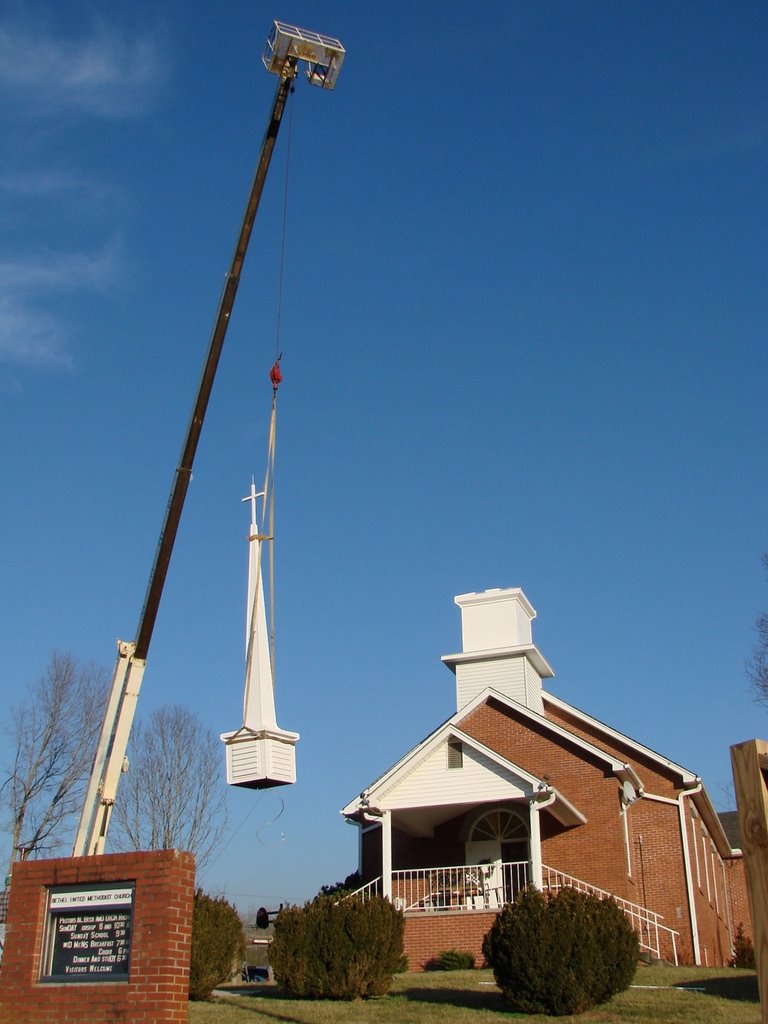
[748,552,768,703]
[1,652,107,872]
[109,705,228,870]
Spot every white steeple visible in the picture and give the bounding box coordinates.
[220,479,299,789]
[242,479,278,731]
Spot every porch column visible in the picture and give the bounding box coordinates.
[529,798,543,890]
[381,810,392,900]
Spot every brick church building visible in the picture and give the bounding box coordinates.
[341,587,752,971]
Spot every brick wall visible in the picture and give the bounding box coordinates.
[724,856,751,944]
[544,702,681,800]
[462,700,633,898]
[0,849,194,1024]
[404,910,497,971]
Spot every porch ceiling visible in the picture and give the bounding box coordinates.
[392,802,478,838]
[388,789,586,837]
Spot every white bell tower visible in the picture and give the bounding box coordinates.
[441,588,555,714]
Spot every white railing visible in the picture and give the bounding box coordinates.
[345,876,381,902]
[347,862,678,965]
[541,865,679,965]
[391,862,529,912]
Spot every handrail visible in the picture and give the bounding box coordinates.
[344,877,381,902]
[541,864,679,965]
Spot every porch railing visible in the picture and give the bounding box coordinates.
[391,861,529,912]
[346,863,678,965]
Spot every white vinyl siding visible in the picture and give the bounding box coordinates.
[381,740,530,808]
[456,657,543,713]
[524,660,544,711]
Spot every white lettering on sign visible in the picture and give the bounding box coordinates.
[49,887,133,910]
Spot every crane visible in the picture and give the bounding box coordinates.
[73,22,345,858]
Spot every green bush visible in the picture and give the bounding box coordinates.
[483,886,638,1016]
[317,870,362,898]
[431,948,475,971]
[731,922,756,969]
[189,889,246,1001]
[270,894,405,999]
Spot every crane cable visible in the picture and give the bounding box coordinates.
[273,84,294,362]
[262,86,293,686]
[265,367,280,677]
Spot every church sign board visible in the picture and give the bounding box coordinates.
[42,883,134,982]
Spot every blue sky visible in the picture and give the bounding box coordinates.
[1,1,766,910]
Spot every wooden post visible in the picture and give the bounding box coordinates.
[730,738,768,1023]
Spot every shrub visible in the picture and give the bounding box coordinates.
[731,923,756,969]
[270,894,404,999]
[189,889,246,1001]
[317,870,362,898]
[431,948,475,971]
[483,886,638,1016]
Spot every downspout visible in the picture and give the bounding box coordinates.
[721,857,734,957]
[678,782,703,965]
[344,816,363,877]
[530,789,556,890]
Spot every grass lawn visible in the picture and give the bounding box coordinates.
[190,965,759,1024]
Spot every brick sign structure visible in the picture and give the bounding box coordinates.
[0,849,194,1024]
[44,883,134,982]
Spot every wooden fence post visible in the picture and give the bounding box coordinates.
[731,738,768,1023]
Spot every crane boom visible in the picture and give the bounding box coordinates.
[73,23,345,858]
[134,71,293,665]
[73,71,295,858]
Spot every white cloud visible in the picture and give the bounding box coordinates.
[0,13,156,370]
[0,18,168,118]
[0,170,109,200]
[0,244,119,368]
[0,295,71,369]
[1,247,117,292]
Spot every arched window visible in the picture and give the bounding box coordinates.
[468,807,530,871]
[469,808,528,845]
[465,807,531,900]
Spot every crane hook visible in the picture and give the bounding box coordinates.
[269,356,283,393]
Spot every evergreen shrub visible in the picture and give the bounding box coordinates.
[270,894,405,999]
[731,923,756,969]
[483,886,638,1016]
[317,870,362,898]
[189,889,246,1001]
[431,948,475,971]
